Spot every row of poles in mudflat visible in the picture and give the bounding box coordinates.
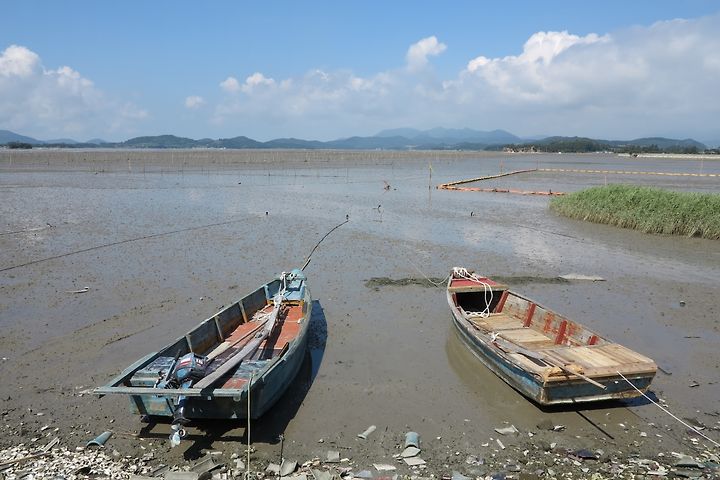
[437,165,719,196]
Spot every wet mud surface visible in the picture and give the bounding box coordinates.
[1,150,719,476]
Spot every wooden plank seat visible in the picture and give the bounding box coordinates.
[468,312,525,331]
[499,328,556,350]
[540,343,656,376]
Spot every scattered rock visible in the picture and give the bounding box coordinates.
[165,472,199,480]
[401,446,420,458]
[536,419,554,431]
[403,457,426,466]
[465,455,484,466]
[311,469,334,480]
[674,455,705,469]
[518,473,540,480]
[682,418,706,430]
[494,425,520,436]
[280,459,298,476]
[572,449,599,460]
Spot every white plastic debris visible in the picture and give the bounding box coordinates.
[558,274,605,282]
[358,425,376,439]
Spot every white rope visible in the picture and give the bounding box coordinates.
[452,267,495,318]
[244,273,288,479]
[409,262,450,287]
[397,244,450,287]
[245,371,253,479]
[616,371,720,448]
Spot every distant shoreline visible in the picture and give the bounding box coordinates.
[617,152,719,160]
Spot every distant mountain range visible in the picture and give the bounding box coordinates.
[0,128,711,151]
[0,130,107,145]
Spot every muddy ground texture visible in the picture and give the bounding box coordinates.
[1,150,719,479]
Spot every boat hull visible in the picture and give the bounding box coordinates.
[128,326,309,419]
[447,269,657,405]
[449,289,655,405]
[97,270,313,420]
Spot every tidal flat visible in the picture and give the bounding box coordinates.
[1,149,719,476]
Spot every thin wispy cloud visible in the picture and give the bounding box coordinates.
[184,95,205,109]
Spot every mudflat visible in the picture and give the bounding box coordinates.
[1,150,719,475]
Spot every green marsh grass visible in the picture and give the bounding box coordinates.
[549,185,720,239]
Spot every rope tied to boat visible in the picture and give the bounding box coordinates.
[452,267,495,318]
[616,371,720,448]
[245,371,254,480]
[301,219,349,271]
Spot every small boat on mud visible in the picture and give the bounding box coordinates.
[96,269,312,423]
[447,268,656,405]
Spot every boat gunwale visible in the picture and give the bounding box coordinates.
[95,275,312,399]
[446,273,656,405]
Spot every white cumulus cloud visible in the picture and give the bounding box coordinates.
[241,72,276,93]
[0,44,147,139]
[184,95,205,109]
[406,36,447,71]
[210,15,720,141]
[0,45,41,77]
[219,76,241,93]
[449,16,720,138]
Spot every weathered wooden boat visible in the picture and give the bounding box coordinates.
[96,269,312,421]
[447,268,656,405]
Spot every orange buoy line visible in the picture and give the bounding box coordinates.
[437,168,565,196]
[439,168,537,188]
[441,185,564,196]
[538,168,719,177]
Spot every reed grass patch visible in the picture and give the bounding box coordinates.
[549,185,720,239]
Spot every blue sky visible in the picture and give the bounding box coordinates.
[2,1,719,143]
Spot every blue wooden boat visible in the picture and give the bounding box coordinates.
[96,269,312,421]
[447,268,656,405]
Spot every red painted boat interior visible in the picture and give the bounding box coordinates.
[450,274,602,348]
[450,277,502,288]
[218,302,304,389]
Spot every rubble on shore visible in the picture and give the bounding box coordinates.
[2,427,718,480]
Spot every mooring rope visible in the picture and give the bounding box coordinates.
[398,247,450,288]
[245,371,253,479]
[301,218,349,271]
[452,267,495,318]
[616,371,720,448]
[0,217,252,273]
